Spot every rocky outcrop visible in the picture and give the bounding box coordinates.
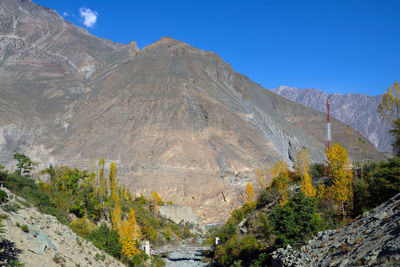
[271,193,400,266]
[0,188,124,267]
[271,86,393,153]
[159,205,206,235]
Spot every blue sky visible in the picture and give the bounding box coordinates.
[34,0,400,96]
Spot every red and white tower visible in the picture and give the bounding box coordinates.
[326,97,332,150]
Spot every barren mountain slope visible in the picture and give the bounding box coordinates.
[272,86,392,153]
[0,1,382,223]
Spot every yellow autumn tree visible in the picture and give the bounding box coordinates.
[378,80,400,122]
[111,204,121,232]
[378,81,400,156]
[294,148,316,197]
[270,160,290,205]
[325,143,353,218]
[151,192,163,213]
[245,182,255,204]
[119,208,141,258]
[255,168,265,191]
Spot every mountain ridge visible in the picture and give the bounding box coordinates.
[271,85,393,153]
[0,0,383,223]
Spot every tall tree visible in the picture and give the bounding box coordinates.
[294,148,316,197]
[378,81,400,155]
[119,208,141,258]
[270,160,290,205]
[325,143,353,218]
[109,162,119,205]
[245,182,255,204]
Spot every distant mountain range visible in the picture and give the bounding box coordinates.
[0,0,382,222]
[271,86,393,153]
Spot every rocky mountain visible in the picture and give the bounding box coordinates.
[0,0,382,223]
[0,188,124,266]
[272,193,400,266]
[271,86,393,153]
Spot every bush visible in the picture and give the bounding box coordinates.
[20,224,29,233]
[89,224,122,259]
[1,171,68,224]
[270,192,324,247]
[310,163,325,179]
[0,189,7,203]
[70,216,96,238]
[214,234,261,266]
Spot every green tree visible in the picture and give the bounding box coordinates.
[389,119,400,157]
[13,153,37,177]
[270,192,324,248]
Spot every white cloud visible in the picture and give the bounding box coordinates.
[62,11,69,17]
[79,7,98,28]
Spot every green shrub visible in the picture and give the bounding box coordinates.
[214,234,261,266]
[256,190,275,208]
[0,189,7,203]
[20,224,29,233]
[89,224,122,259]
[0,171,68,224]
[310,163,325,179]
[270,192,324,248]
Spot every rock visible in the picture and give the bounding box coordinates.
[158,205,206,235]
[271,193,400,267]
[26,235,46,254]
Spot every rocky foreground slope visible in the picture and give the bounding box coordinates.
[0,0,382,223]
[0,187,123,267]
[271,86,393,153]
[272,193,400,266]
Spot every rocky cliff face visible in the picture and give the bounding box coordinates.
[0,188,124,267]
[272,86,393,153]
[272,193,400,266]
[0,1,382,223]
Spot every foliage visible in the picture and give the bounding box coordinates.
[270,160,290,205]
[353,158,400,215]
[20,224,29,233]
[245,183,255,205]
[150,192,163,214]
[13,153,37,177]
[378,80,400,122]
[310,163,325,179]
[324,143,353,218]
[270,192,324,248]
[89,224,122,259]
[214,234,261,266]
[0,189,7,203]
[1,170,68,224]
[70,215,96,238]
[108,162,119,206]
[258,213,273,241]
[295,148,316,197]
[389,119,400,157]
[119,208,142,258]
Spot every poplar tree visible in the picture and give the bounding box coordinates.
[325,143,353,218]
[294,148,316,197]
[270,160,290,205]
[245,182,255,204]
[378,81,400,156]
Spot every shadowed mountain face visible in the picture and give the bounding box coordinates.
[0,0,382,222]
[271,86,393,153]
